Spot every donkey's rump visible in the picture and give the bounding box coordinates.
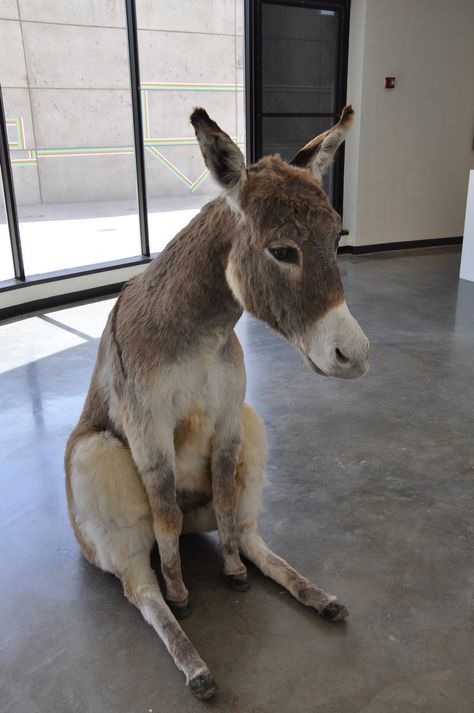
[67,429,154,573]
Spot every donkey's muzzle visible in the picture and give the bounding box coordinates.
[303,302,369,379]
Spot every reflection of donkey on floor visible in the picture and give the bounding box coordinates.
[65,104,369,699]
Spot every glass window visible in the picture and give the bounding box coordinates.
[136,0,246,253]
[1,10,141,276]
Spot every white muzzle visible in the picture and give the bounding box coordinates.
[300,302,369,379]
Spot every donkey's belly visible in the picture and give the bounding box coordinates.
[177,489,212,514]
[174,410,214,513]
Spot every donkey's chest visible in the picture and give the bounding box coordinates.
[147,349,236,424]
[142,344,244,508]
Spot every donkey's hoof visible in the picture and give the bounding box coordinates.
[189,672,218,700]
[168,599,192,620]
[320,601,349,622]
[226,573,251,592]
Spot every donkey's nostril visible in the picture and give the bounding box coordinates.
[335,347,349,364]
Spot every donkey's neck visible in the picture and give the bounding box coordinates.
[133,197,243,359]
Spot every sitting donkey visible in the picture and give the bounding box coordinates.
[65,104,369,700]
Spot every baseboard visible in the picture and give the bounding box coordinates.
[338,236,463,255]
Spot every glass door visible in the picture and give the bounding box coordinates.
[246,0,350,213]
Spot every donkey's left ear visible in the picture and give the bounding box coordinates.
[289,104,354,181]
[191,108,246,210]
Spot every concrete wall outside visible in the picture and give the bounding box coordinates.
[343,0,474,247]
[1,0,244,206]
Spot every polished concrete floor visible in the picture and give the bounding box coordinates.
[1,247,473,713]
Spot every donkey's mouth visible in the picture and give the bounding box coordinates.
[301,352,329,377]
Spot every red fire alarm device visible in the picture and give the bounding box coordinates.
[385,76,395,89]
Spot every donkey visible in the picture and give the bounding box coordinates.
[65,104,369,700]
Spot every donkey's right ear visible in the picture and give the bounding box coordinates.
[190,108,246,210]
[289,104,354,181]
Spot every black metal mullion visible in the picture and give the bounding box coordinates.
[124,0,150,258]
[245,0,256,164]
[332,0,350,216]
[255,0,263,160]
[0,84,25,281]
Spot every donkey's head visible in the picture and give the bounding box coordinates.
[191,106,369,379]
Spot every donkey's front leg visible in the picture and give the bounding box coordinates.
[239,531,348,621]
[130,430,189,615]
[144,455,190,614]
[211,431,248,590]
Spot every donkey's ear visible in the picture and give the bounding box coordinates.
[190,108,246,209]
[289,104,354,181]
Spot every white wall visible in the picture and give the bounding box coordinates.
[344,0,474,247]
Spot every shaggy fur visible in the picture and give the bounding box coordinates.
[65,105,367,700]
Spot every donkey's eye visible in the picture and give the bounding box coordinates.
[268,246,299,264]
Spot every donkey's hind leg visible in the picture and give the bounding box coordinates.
[237,405,348,622]
[120,555,217,699]
[67,429,217,699]
[238,532,348,621]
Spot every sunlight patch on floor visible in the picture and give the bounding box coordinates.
[0,316,87,374]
